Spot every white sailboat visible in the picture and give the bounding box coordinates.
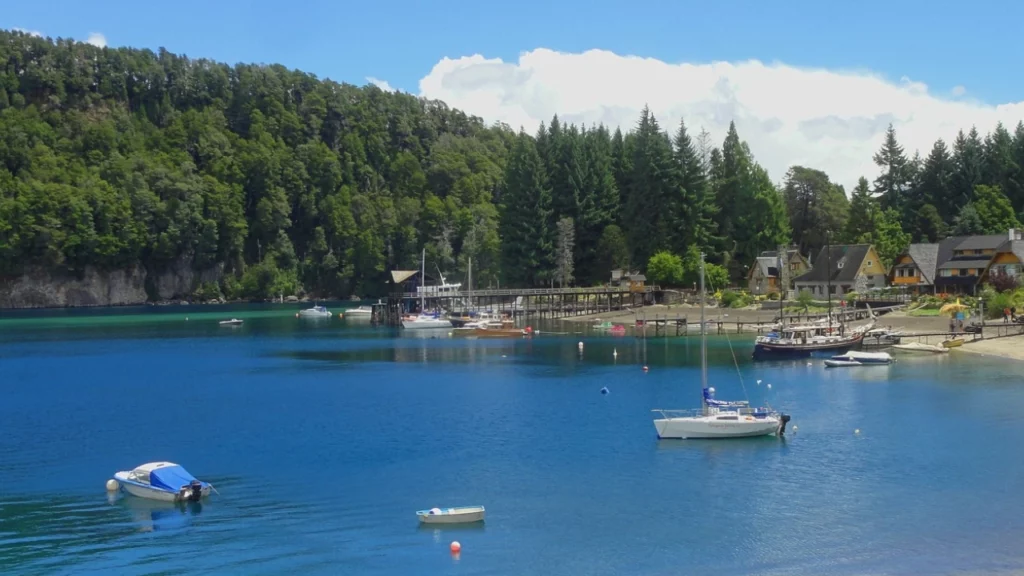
[652,253,791,440]
[402,249,453,330]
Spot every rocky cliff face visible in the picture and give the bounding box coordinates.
[0,266,149,308]
[0,259,224,309]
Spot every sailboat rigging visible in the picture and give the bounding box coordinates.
[652,253,790,439]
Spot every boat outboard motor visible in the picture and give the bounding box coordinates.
[778,414,791,436]
[188,480,203,502]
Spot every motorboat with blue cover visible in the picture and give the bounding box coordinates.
[113,462,213,503]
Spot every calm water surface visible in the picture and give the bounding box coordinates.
[2,303,1023,575]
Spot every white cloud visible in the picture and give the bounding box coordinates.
[417,48,1024,192]
[13,27,42,37]
[366,77,395,92]
[86,32,107,48]
[951,85,967,97]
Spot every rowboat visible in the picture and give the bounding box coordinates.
[416,506,485,524]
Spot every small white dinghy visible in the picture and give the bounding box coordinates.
[893,342,949,354]
[219,318,243,326]
[416,506,485,524]
[824,350,894,367]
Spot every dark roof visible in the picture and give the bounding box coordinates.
[901,243,939,285]
[938,258,992,270]
[793,244,872,284]
[955,234,1007,251]
[936,236,967,269]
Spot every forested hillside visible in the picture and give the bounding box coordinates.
[1,29,1023,305]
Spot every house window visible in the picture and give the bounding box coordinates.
[1006,265,1020,276]
[959,269,969,276]
[867,260,872,267]
[940,269,952,277]
[829,285,836,294]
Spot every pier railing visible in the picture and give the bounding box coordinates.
[392,286,658,299]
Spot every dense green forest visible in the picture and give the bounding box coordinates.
[1,29,1023,300]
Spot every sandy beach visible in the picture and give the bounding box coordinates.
[561,304,1024,361]
[957,334,1024,361]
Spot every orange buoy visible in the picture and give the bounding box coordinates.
[450,541,461,553]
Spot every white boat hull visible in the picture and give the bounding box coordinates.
[113,472,212,503]
[893,343,948,354]
[417,506,485,524]
[653,416,781,439]
[402,318,452,329]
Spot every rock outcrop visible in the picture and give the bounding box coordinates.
[0,266,149,308]
[0,259,225,309]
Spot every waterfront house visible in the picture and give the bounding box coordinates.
[933,233,1009,295]
[978,230,1024,286]
[748,248,811,295]
[793,244,887,297]
[889,237,964,295]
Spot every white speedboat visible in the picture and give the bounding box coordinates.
[219,318,243,326]
[824,350,893,367]
[113,462,213,503]
[298,305,332,318]
[416,506,485,524]
[344,305,373,318]
[893,342,949,354]
[652,253,790,440]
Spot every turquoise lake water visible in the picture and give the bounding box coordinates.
[2,303,1024,575]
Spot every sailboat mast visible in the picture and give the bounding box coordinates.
[826,232,832,332]
[420,248,426,313]
[700,252,707,394]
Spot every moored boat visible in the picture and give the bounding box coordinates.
[343,305,373,318]
[416,506,485,524]
[652,252,790,440]
[893,342,949,354]
[942,337,964,348]
[824,350,893,367]
[113,462,213,503]
[219,318,243,326]
[298,305,332,318]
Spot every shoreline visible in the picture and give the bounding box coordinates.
[956,334,1024,361]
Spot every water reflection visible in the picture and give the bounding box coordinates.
[115,496,202,533]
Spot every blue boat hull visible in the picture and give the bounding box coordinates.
[752,342,856,360]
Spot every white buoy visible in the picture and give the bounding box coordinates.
[766,383,772,390]
[855,429,861,435]
[105,479,119,492]
[448,332,453,337]
[708,387,715,394]
[613,349,618,358]
[185,317,189,321]
[756,379,762,385]
[792,425,798,432]
[578,341,584,350]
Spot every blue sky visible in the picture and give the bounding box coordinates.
[3,0,1022,104]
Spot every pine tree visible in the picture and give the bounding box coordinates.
[576,125,618,285]
[983,123,1022,211]
[950,127,985,216]
[872,124,912,213]
[951,203,984,235]
[499,132,554,286]
[624,106,675,266]
[671,119,718,254]
[913,139,954,240]
[844,177,878,243]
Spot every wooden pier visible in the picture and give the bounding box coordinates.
[382,286,658,326]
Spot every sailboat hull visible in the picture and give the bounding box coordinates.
[653,416,781,439]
